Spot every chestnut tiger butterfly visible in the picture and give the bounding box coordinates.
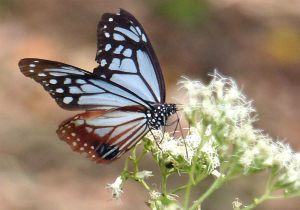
[19,9,177,164]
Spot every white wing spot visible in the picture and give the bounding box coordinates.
[130,26,138,35]
[29,64,36,67]
[77,138,80,141]
[92,155,95,158]
[105,32,110,38]
[142,34,147,42]
[113,33,125,41]
[84,143,88,146]
[76,79,86,84]
[63,97,73,104]
[50,79,57,84]
[62,130,66,133]
[105,44,111,51]
[113,45,124,54]
[101,75,106,79]
[123,49,132,57]
[49,72,68,76]
[91,146,95,149]
[56,88,64,93]
[75,120,84,126]
[120,58,137,73]
[71,133,76,136]
[104,25,107,28]
[72,142,77,146]
[85,127,93,133]
[29,70,34,72]
[34,60,39,63]
[136,26,142,35]
[64,78,71,84]
[114,27,140,42]
[69,86,83,94]
[45,84,49,86]
[80,147,84,151]
[81,84,104,93]
[108,58,121,70]
[38,73,46,77]
[101,59,107,67]
[109,17,113,21]
[67,137,70,139]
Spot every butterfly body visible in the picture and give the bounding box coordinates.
[19,9,177,164]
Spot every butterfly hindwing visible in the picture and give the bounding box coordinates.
[56,109,149,164]
[19,58,150,111]
[94,9,166,104]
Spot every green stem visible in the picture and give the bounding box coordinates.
[158,160,169,195]
[243,188,300,210]
[140,179,152,193]
[123,156,130,172]
[242,193,270,210]
[266,169,277,191]
[242,170,277,210]
[131,144,139,172]
[189,155,240,210]
[183,126,209,209]
[162,169,168,195]
[269,192,300,199]
[225,172,245,181]
[189,175,227,210]
[183,154,198,209]
[172,185,189,194]
[136,150,147,165]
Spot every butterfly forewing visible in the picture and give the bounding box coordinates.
[57,109,149,164]
[19,58,150,111]
[94,9,166,104]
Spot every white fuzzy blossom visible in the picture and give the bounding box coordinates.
[134,170,153,179]
[106,176,123,202]
[147,191,181,210]
[147,126,220,173]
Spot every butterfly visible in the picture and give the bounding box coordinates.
[19,9,177,164]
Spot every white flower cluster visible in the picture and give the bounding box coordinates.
[147,126,220,173]
[180,72,300,191]
[147,190,180,210]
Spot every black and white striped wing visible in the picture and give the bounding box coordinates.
[57,110,149,164]
[94,9,166,104]
[19,58,150,111]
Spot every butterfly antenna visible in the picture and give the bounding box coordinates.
[149,128,162,150]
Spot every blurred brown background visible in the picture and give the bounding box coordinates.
[1,0,300,209]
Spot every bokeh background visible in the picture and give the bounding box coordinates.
[1,0,300,209]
